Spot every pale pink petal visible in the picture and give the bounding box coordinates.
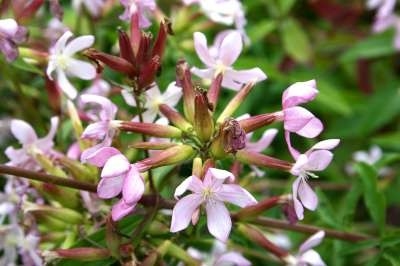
[10,120,38,144]
[101,154,130,178]
[306,150,333,171]
[299,231,325,254]
[81,121,108,140]
[162,82,182,107]
[122,167,144,204]
[193,32,215,66]
[208,168,235,182]
[218,31,242,66]
[205,201,231,242]
[174,176,203,199]
[292,177,304,220]
[284,106,323,138]
[282,80,317,108]
[5,146,30,165]
[64,35,94,56]
[111,199,136,221]
[57,69,77,99]
[97,175,124,198]
[83,146,120,166]
[298,179,318,211]
[67,58,96,80]
[67,142,81,160]
[0,19,18,36]
[80,94,117,120]
[309,139,340,152]
[204,168,234,189]
[290,154,309,176]
[46,60,57,78]
[191,67,214,80]
[144,84,162,101]
[285,131,301,160]
[217,184,257,207]
[299,250,326,266]
[223,68,267,90]
[215,251,251,266]
[246,128,278,152]
[53,31,73,55]
[121,88,137,107]
[170,194,203,232]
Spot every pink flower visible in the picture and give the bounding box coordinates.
[0,18,27,62]
[80,95,119,163]
[170,168,257,242]
[119,0,156,28]
[273,80,323,156]
[86,146,145,221]
[46,31,96,99]
[285,231,326,266]
[191,31,266,90]
[367,0,396,19]
[5,117,59,170]
[290,140,340,220]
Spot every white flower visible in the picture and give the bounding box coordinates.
[47,31,96,99]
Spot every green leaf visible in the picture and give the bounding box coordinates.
[340,179,363,227]
[340,29,396,62]
[355,163,386,233]
[277,0,297,15]
[339,239,379,255]
[280,18,312,63]
[248,20,277,43]
[373,133,400,151]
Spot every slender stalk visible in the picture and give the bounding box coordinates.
[249,217,371,242]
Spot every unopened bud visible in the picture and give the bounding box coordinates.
[217,82,255,123]
[137,144,195,171]
[207,73,223,110]
[85,48,136,76]
[236,150,292,172]
[211,118,246,158]
[118,29,135,64]
[159,104,192,131]
[194,92,214,142]
[239,113,277,133]
[130,141,177,150]
[44,248,111,261]
[118,121,182,138]
[176,60,195,123]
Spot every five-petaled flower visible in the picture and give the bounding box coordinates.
[290,139,340,220]
[86,146,145,221]
[192,31,266,90]
[170,168,257,242]
[47,31,96,99]
[5,117,59,171]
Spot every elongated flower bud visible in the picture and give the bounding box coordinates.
[176,60,195,123]
[44,248,111,262]
[194,92,214,142]
[239,113,277,133]
[159,104,192,131]
[118,29,135,64]
[236,150,292,171]
[137,144,195,171]
[152,19,173,60]
[217,81,255,123]
[118,121,182,138]
[130,141,177,150]
[85,48,136,76]
[207,73,223,110]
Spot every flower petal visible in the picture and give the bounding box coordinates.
[101,154,130,178]
[218,31,242,66]
[57,70,77,99]
[299,249,326,266]
[111,199,136,221]
[246,128,278,152]
[292,176,304,220]
[10,119,38,144]
[284,106,323,138]
[67,58,96,80]
[191,67,214,80]
[122,167,144,204]
[205,201,231,242]
[217,184,257,207]
[97,175,124,199]
[82,146,119,166]
[174,175,203,199]
[64,35,94,56]
[81,121,108,140]
[309,139,340,152]
[80,94,117,120]
[215,252,251,266]
[299,231,325,254]
[193,32,215,66]
[282,80,318,108]
[306,150,333,171]
[53,31,73,55]
[162,82,183,107]
[298,179,318,211]
[170,194,203,232]
[223,68,267,90]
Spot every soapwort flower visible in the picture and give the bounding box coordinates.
[47,31,96,99]
[119,0,156,28]
[0,18,27,62]
[170,168,257,242]
[284,231,326,266]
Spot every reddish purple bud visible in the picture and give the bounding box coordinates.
[283,202,299,224]
[239,113,277,133]
[176,60,195,123]
[194,92,214,142]
[118,29,135,64]
[236,149,292,171]
[152,19,173,60]
[221,118,246,154]
[13,0,44,21]
[85,48,136,76]
[139,55,161,89]
[46,248,111,261]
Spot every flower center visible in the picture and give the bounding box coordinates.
[202,187,214,201]
[55,54,70,70]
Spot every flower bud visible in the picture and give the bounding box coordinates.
[217,81,255,123]
[192,157,202,177]
[118,121,182,138]
[236,150,292,171]
[176,60,195,123]
[152,19,173,60]
[207,73,223,110]
[239,113,277,133]
[44,248,111,262]
[85,48,136,76]
[137,144,195,171]
[159,104,193,131]
[130,141,177,150]
[194,92,214,142]
[118,29,135,64]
